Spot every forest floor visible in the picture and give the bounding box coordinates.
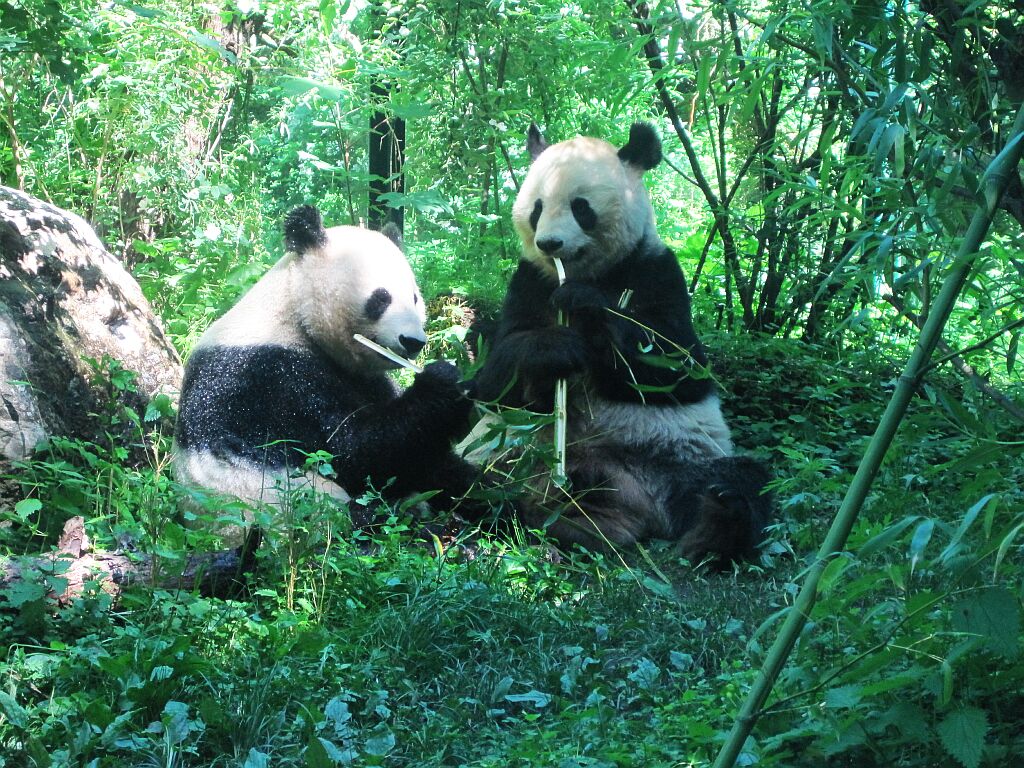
[2,332,1022,766]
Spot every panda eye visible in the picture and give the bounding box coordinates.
[414,293,419,306]
[365,288,392,321]
[571,198,597,231]
[529,199,543,231]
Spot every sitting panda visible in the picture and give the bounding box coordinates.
[174,205,479,534]
[471,123,771,562]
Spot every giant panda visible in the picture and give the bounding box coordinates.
[174,205,479,534]
[471,123,771,562]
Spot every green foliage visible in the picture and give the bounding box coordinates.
[2,0,1024,765]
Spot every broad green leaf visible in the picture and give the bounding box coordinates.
[936,707,987,768]
[824,685,861,709]
[364,725,395,756]
[952,587,1020,657]
[304,736,332,768]
[504,690,552,708]
[13,498,42,521]
[0,691,28,728]
[280,76,346,102]
[4,580,46,607]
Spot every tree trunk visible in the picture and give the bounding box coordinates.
[368,82,406,234]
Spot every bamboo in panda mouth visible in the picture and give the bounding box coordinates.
[552,257,568,488]
[353,334,424,373]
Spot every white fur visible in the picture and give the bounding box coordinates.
[173,447,351,545]
[198,225,426,373]
[174,447,352,505]
[512,136,658,281]
[459,394,731,466]
[570,392,733,460]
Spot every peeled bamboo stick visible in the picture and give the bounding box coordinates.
[353,334,424,373]
[553,257,568,487]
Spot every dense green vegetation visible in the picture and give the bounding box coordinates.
[2,0,1023,765]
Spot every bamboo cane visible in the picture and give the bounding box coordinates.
[353,334,424,373]
[712,102,1024,768]
[552,257,568,487]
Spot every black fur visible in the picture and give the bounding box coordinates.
[527,124,549,161]
[617,123,662,170]
[177,345,477,506]
[474,240,714,410]
[381,221,403,250]
[529,199,543,230]
[364,288,392,321]
[284,205,328,253]
[474,172,770,560]
[570,198,597,230]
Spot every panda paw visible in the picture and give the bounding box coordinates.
[413,361,471,397]
[520,326,590,379]
[550,281,609,316]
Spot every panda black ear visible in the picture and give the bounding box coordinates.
[527,124,549,162]
[617,122,662,171]
[284,205,328,254]
[380,221,404,251]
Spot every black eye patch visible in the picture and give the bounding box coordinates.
[529,199,543,231]
[364,288,392,321]
[571,197,597,230]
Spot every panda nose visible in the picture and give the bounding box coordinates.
[399,335,426,356]
[536,237,563,254]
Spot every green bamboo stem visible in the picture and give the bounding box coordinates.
[712,101,1024,768]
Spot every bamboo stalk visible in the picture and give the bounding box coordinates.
[553,257,568,487]
[712,102,1024,768]
[353,334,424,373]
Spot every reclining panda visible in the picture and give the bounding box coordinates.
[174,206,478,535]
[471,123,772,562]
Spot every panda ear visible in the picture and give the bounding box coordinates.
[380,221,404,252]
[617,122,662,171]
[284,205,328,254]
[527,124,549,162]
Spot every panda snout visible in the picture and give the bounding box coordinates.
[536,237,564,254]
[399,334,426,356]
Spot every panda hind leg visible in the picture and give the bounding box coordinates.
[675,456,772,565]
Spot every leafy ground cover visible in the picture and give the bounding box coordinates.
[3,334,1022,767]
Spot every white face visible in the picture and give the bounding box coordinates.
[512,136,657,281]
[295,225,427,372]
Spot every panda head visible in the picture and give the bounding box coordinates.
[283,205,427,372]
[512,123,663,281]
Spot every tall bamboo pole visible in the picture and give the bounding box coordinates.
[712,102,1024,768]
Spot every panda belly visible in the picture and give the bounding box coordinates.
[567,386,733,460]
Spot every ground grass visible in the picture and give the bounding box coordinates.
[2,334,1022,767]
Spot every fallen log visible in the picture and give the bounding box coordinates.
[1,516,261,604]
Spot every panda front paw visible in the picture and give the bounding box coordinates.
[550,281,609,315]
[519,326,589,379]
[412,361,472,398]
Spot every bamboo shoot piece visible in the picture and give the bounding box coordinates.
[353,333,424,373]
[552,257,568,487]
